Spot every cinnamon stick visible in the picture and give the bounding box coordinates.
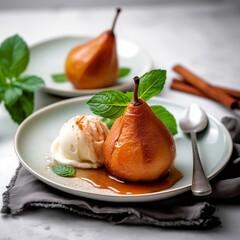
[171,78,209,98]
[210,85,240,99]
[173,65,239,109]
[178,78,240,99]
[170,79,240,109]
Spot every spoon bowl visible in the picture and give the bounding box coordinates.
[179,103,212,196]
[179,103,208,133]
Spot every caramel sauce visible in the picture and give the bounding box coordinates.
[75,167,182,195]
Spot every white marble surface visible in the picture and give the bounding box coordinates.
[1,1,240,239]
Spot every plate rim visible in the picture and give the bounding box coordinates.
[14,96,233,202]
[29,35,154,97]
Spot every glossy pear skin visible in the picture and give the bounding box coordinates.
[103,99,176,182]
[65,30,119,89]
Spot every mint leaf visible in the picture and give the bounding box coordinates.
[125,91,133,100]
[4,91,34,124]
[0,34,29,78]
[118,67,131,78]
[4,86,23,107]
[0,68,6,85]
[0,87,5,103]
[139,69,166,101]
[51,73,67,83]
[87,90,130,118]
[50,68,130,83]
[151,105,178,135]
[13,75,45,92]
[0,69,6,103]
[52,164,75,177]
[102,117,115,129]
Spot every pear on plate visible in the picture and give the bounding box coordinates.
[65,8,121,89]
[103,77,176,182]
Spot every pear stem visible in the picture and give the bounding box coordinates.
[133,76,140,105]
[111,8,121,32]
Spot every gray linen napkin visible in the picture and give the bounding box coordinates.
[1,117,240,229]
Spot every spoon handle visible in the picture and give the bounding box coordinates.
[190,132,212,196]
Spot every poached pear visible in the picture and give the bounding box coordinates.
[103,77,176,182]
[65,8,121,89]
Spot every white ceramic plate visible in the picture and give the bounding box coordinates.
[14,97,232,202]
[25,36,153,97]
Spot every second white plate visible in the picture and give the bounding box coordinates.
[25,36,153,97]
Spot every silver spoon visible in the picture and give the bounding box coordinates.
[179,103,212,196]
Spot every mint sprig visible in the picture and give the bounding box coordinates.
[51,67,131,83]
[52,164,75,177]
[87,90,131,119]
[87,69,178,135]
[5,91,34,124]
[118,67,131,78]
[150,105,178,135]
[0,34,29,78]
[138,69,166,101]
[0,34,45,124]
[102,117,115,129]
[51,73,67,83]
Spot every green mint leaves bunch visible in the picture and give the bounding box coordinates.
[87,69,178,135]
[0,34,45,124]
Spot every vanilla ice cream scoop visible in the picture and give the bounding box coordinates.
[51,115,109,168]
